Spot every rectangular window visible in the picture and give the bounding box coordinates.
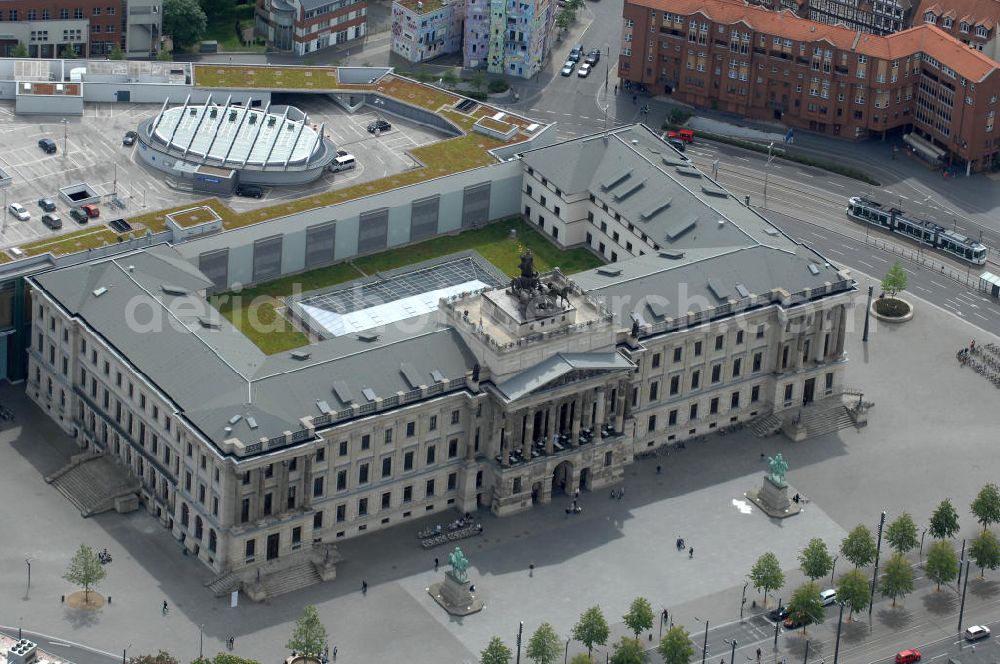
[406,422,416,437]
[448,439,458,458]
[668,409,678,426]
[358,463,369,484]
[339,441,348,456]
[756,324,765,339]
[314,511,323,529]
[673,347,682,362]
[649,381,659,401]
[669,375,680,395]
[826,372,834,390]
[263,493,273,516]
[448,472,457,491]
[781,346,790,369]
[381,491,391,509]
[337,469,347,491]
[403,485,413,502]
[426,445,436,464]
[731,391,740,409]
[361,434,370,450]
[404,451,414,471]
[710,397,719,415]
[429,415,438,431]
[689,403,698,420]
[715,334,724,350]
[652,353,661,368]
[711,364,722,383]
[426,479,435,496]
[241,498,250,523]
[313,476,324,497]
[451,410,461,424]
[316,447,326,462]
[384,429,393,445]
[784,384,794,401]
[382,457,392,477]
[751,385,760,402]
[691,370,700,390]
[336,504,346,522]
[694,341,702,356]
[753,352,763,372]
[244,538,255,560]
[732,358,742,377]
[647,414,657,431]
[358,498,368,516]
[736,330,744,344]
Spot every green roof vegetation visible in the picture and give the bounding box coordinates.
[15,227,124,258]
[214,217,602,355]
[193,65,339,90]
[169,206,219,228]
[397,0,447,13]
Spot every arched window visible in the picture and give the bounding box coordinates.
[209,529,217,553]
[181,502,189,527]
[924,11,936,23]
[195,515,203,540]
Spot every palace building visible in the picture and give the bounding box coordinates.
[26,124,856,598]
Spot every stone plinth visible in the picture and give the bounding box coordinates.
[427,570,483,616]
[746,476,801,519]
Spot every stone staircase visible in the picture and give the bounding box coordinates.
[206,570,243,597]
[46,454,140,517]
[750,413,783,437]
[261,559,323,599]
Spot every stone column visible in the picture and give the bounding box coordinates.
[255,467,265,520]
[545,402,556,455]
[570,396,582,444]
[595,387,607,430]
[302,455,313,510]
[524,409,535,455]
[834,305,847,356]
[500,427,510,467]
[614,386,626,432]
[278,459,290,514]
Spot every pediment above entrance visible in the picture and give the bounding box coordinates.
[492,351,634,402]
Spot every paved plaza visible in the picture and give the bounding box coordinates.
[1,273,999,663]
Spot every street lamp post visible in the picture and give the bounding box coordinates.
[660,609,668,639]
[803,640,810,664]
[725,639,738,664]
[919,529,927,560]
[833,602,845,664]
[696,617,709,664]
[25,557,32,592]
[741,581,749,620]
[18,617,22,640]
[61,118,68,156]
[830,555,838,585]
[868,510,887,619]
[516,621,523,664]
[773,598,782,651]
[958,560,971,634]
[763,142,775,209]
[565,638,570,664]
[603,43,611,130]
[123,644,132,664]
[862,286,874,343]
[199,624,204,659]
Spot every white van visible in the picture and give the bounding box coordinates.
[329,153,356,172]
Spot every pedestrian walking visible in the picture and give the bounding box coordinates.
[614,84,618,94]
[434,557,439,571]
[362,580,368,594]
[756,648,762,662]
[689,547,694,558]
[333,646,338,661]
[656,465,661,474]
[620,487,625,499]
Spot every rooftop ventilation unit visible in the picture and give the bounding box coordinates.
[224,426,232,434]
[763,227,780,236]
[161,284,188,296]
[658,250,685,259]
[596,266,623,276]
[707,279,729,301]
[735,283,751,298]
[362,387,377,402]
[92,287,107,297]
[357,332,380,342]
[663,218,697,241]
[316,400,333,415]
[291,350,311,360]
[808,263,821,275]
[229,414,242,425]
[430,369,445,383]
[209,108,217,118]
[198,317,222,329]
[400,362,423,388]
[247,416,258,430]
[332,380,353,403]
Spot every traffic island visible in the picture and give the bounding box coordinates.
[65,590,105,610]
[872,297,913,323]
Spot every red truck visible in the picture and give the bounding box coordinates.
[667,129,695,143]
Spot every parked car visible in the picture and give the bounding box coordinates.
[667,138,686,153]
[783,614,811,630]
[585,49,601,65]
[577,63,592,78]
[8,203,29,221]
[123,130,138,146]
[895,650,921,664]
[41,214,63,230]
[819,589,837,606]
[964,625,990,641]
[235,184,264,198]
[766,606,789,622]
[568,44,583,62]
[560,61,575,76]
[69,208,89,224]
[81,203,100,218]
[37,198,56,212]
[367,119,391,133]
[38,138,57,154]
[667,128,696,143]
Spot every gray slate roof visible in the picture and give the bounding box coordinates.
[494,352,634,401]
[32,245,478,448]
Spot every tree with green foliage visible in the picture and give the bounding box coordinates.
[163,0,207,49]
[886,513,919,554]
[109,44,126,60]
[128,653,178,664]
[63,544,106,602]
[62,46,78,59]
[880,552,914,606]
[930,499,960,540]
[799,538,834,582]
[11,43,29,58]
[610,637,644,664]
[441,71,459,88]
[881,260,907,297]
[209,656,261,664]
[787,582,824,633]
[157,49,174,61]
[659,626,694,664]
[623,597,654,639]
[925,540,960,591]
[470,71,487,95]
[286,605,327,658]
[481,637,512,664]
[527,623,561,664]
[836,569,870,620]
[971,484,1000,531]
[750,551,785,606]
[969,529,1000,577]
[572,606,610,659]
[569,656,592,664]
[841,524,877,569]
[555,8,575,30]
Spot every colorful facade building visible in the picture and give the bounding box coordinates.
[255,0,366,56]
[463,0,556,78]
[390,0,464,63]
[620,0,1000,171]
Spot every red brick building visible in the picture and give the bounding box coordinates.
[620,0,1000,171]
[915,0,999,59]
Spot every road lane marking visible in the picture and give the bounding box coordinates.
[826,248,845,256]
[931,280,949,288]
[858,260,875,269]
[975,312,989,321]
[810,232,828,239]
[915,285,931,293]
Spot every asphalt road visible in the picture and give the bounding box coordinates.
[0,627,118,664]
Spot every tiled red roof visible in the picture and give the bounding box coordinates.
[633,0,1000,80]
[916,0,1000,30]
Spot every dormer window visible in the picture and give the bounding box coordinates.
[924,11,936,23]
[976,25,989,37]
[960,21,970,33]
[942,17,953,27]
